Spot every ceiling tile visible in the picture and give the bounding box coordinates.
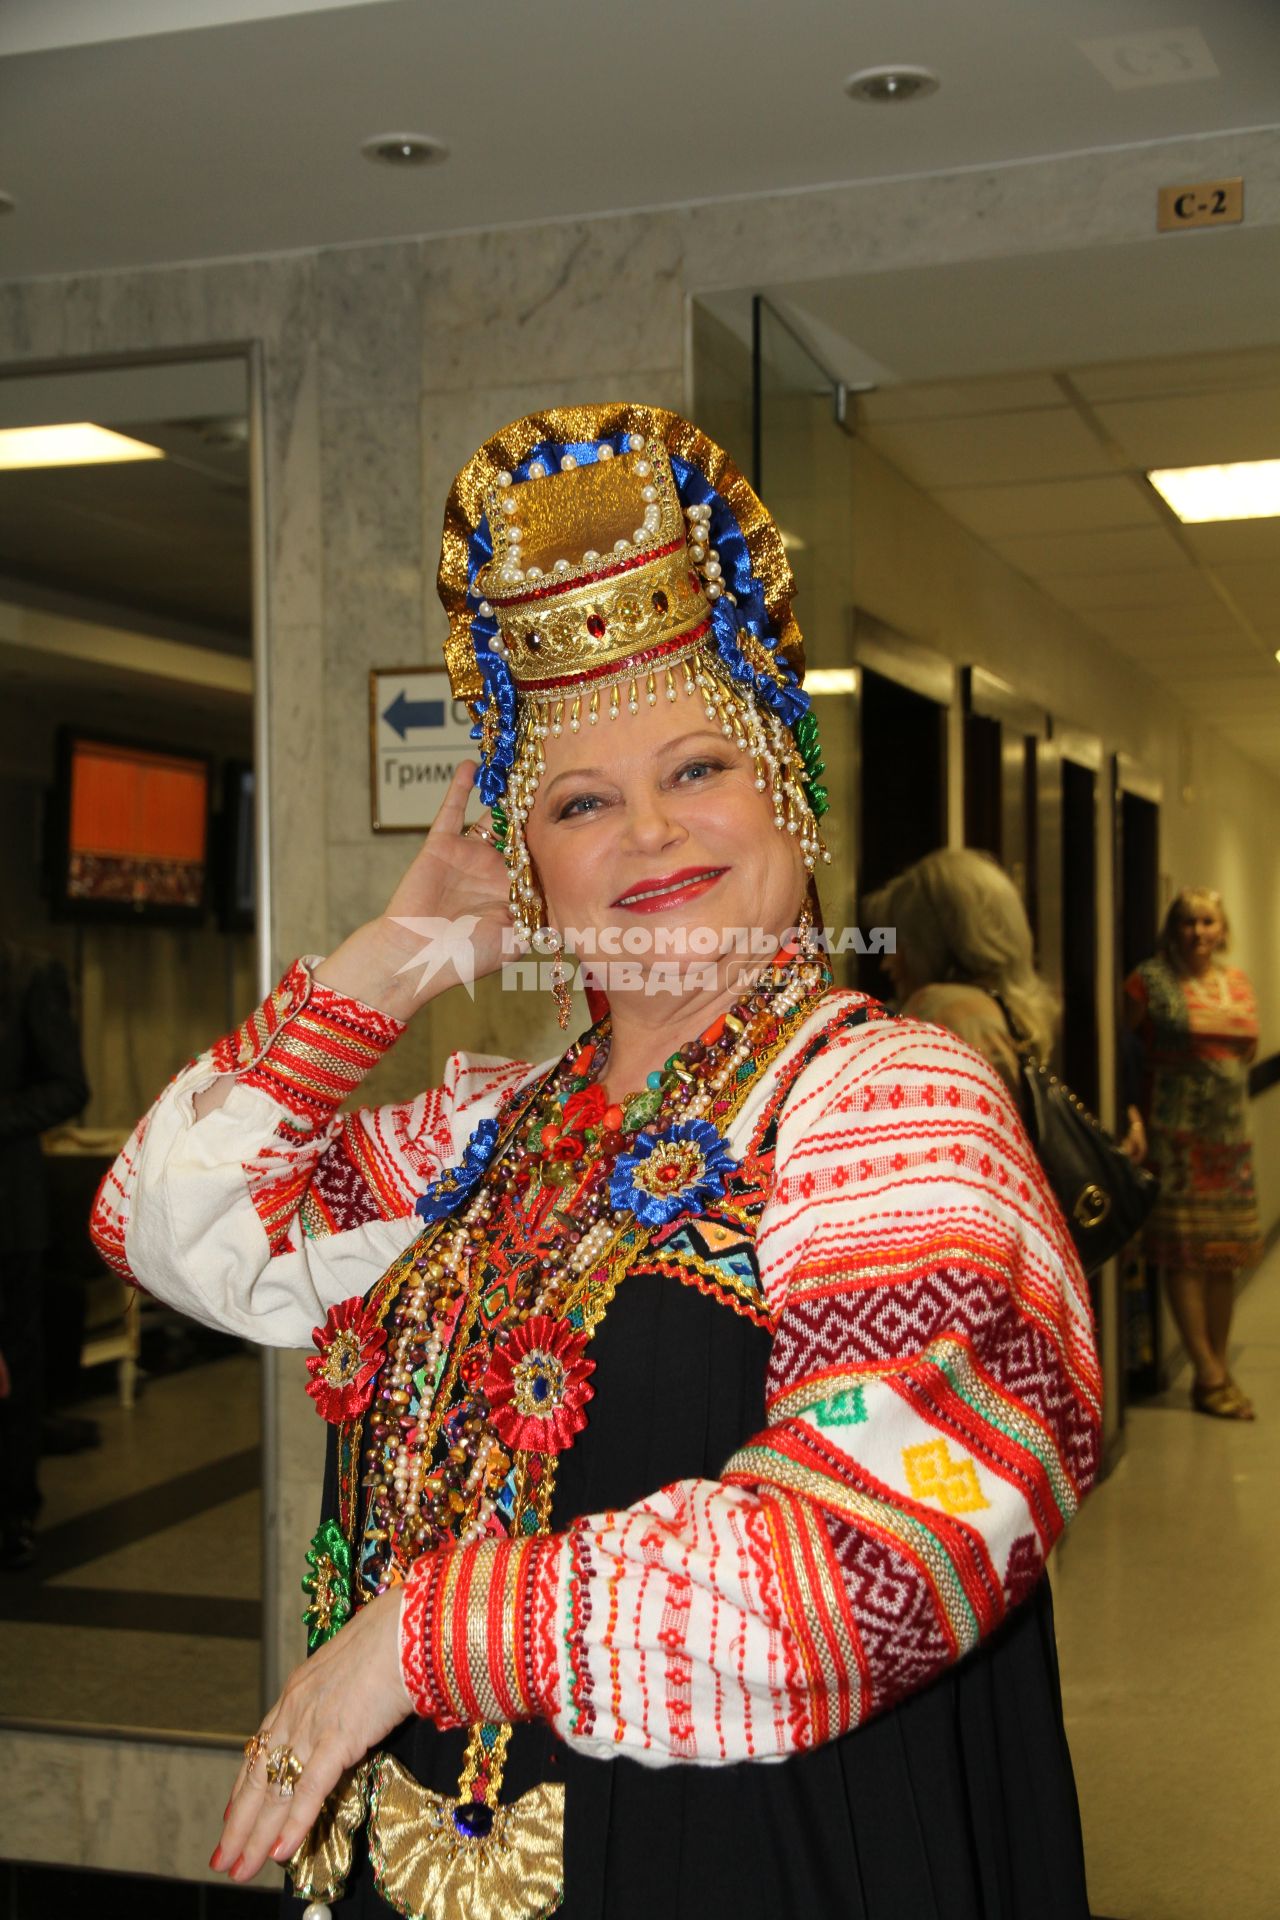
[988,525,1185,576]
[1085,603,1245,644]
[1070,348,1280,403]
[1041,567,1214,612]
[936,474,1159,540]
[1210,561,1280,620]
[865,409,1110,490]
[1182,519,1280,564]
[858,375,1067,424]
[1090,389,1280,470]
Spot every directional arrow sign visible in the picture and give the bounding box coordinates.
[382,690,446,740]
[370,668,481,831]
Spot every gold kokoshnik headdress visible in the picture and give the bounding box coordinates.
[438,403,830,943]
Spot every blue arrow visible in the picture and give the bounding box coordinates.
[383,691,446,740]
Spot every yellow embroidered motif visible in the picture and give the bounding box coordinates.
[902,1440,990,1516]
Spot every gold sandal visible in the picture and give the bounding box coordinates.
[1226,1377,1257,1420]
[1192,1380,1254,1421]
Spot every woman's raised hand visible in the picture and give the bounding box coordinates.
[315,759,515,1020]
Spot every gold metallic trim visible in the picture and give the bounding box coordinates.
[368,1754,564,1920]
[438,403,800,701]
[288,1763,371,1903]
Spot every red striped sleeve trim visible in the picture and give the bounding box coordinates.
[398,1537,558,1727]
[236,965,405,1125]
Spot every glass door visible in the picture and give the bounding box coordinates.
[752,299,858,980]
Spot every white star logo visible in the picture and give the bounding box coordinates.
[389,916,481,999]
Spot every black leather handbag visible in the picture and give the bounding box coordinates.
[992,996,1159,1276]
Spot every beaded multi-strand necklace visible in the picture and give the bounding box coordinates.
[356,945,825,1589]
[294,945,830,1918]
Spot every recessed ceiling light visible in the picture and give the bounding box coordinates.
[0,424,165,470]
[844,65,940,104]
[1147,460,1280,523]
[361,132,449,167]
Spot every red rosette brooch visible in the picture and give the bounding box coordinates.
[482,1315,595,1455]
[305,1297,387,1424]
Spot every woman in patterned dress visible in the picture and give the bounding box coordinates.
[93,407,1100,1920]
[1124,887,1262,1419]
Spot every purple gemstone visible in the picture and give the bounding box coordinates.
[453,1802,495,1840]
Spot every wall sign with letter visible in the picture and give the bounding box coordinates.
[369,668,481,832]
[1157,177,1243,232]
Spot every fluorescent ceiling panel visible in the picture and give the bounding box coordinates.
[1148,460,1280,523]
[0,424,165,469]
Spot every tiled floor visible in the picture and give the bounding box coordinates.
[1054,1244,1279,1920]
[0,1354,262,1736]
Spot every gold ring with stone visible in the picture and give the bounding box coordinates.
[265,1744,305,1797]
[243,1730,272,1772]
[462,820,496,845]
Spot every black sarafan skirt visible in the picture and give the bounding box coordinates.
[292,1273,1090,1920]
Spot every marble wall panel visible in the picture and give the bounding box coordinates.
[0,1728,279,1889]
[265,334,324,635]
[264,1348,329,1693]
[316,239,426,413]
[325,829,417,928]
[680,129,1280,291]
[320,399,426,673]
[267,623,329,971]
[321,676,385,854]
[420,213,686,394]
[202,252,312,347]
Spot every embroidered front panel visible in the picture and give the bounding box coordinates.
[630,1003,888,1329]
[638,1148,776,1327]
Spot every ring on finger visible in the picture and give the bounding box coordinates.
[462,820,496,845]
[265,1744,305,1798]
[243,1730,272,1773]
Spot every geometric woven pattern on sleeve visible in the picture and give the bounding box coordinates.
[901,1439,990,1515]
[767,1265,1100,1498]
[1003,1533,1045,1610]
[823,1511,961,1715]
[297,1097,455,1239]
[236,969,406,1127]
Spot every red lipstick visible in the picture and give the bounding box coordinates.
[610,867,727,913]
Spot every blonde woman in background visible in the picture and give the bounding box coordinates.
[1124,888,1262,1420]
[865,848,1059,1102]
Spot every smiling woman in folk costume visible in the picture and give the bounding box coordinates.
[92,405,1101,1920]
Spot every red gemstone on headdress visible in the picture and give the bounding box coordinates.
[652,590,668,613]
[587,614,607,639]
